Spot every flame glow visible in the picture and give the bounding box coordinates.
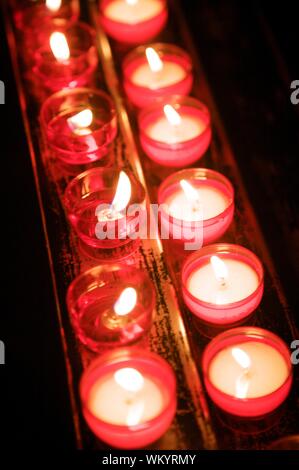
[235,373,250,399]
[114,368,144,393]
[114,287,137,317]
[46,0,62,12]
[126,402,144,426]
[210,255,229,285]
[164,104,182,126]
[50,32,70,62]
[126,0,138,5]
[111,171,132,213]
[67,109,93,135]
[180,179,199,202]
[145,47,163,73]
[232,347,251,369]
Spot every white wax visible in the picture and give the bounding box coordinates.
[147,114,205,144]
[187,259,259,304]
[104,0,163,24]
[209,342,289,398]
[164,186,228,221]
[88,372,164,425]
[131,61,186,89]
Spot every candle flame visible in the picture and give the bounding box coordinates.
[210,255,229,286]
[50,32,70,62]
[114,368,144,393]
[232,348,251,399]
[232,347,251,369]
[114,287,137,317]
[145,47,163,73]
[164,104,182,126]
[126,402,144,426]
[180,179,202,214]
[126,0,138,5]
[67,109,93,135]
[46,0,62,12]
[111,171,132,213]
[235,373,250,399]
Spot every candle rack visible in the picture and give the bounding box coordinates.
[3,0,299,450]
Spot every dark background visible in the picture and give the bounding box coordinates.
[0,0,298,450]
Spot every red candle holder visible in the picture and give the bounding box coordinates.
[40,88,117,166]
[139,96,211,166]
[33,22,98,94]
[100,0,168,44]
[64,167,146,260]
[123,43,193,108]
[202,327,293,417]
[80,348,176,448]
[182,244,264,326]
[158,169,234,247]
[66,264,156,352]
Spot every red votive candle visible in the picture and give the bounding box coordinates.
[80,348,176,448]
[182,244,264,326]
[202,327,293,417]
[67,264,156,352]
[64,168,146,259]
[123,43,193,108]
[100,0,168,44]
[40,88,117,166]
[158,169,234,247]
[33,22,98,93]
[139,96,211,166]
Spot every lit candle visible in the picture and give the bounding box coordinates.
[100,0,168,44]
[202,327,293,417]
[182,244,264,326]
[40,88,117,166]
[80,348,176,448]
[139,97,211,166]
[123,44,193,108]
[158,169,234,246]
[67,264,155,351]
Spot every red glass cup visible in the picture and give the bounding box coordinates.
[80,348,177,448]
[33,22,98,93]
[182,244,264,326]
[202,327,293,417]
[64,167,146,259]
[100,0,168,44]
[139,96,211,167]
[158,169,234,248]
[123,43,193,108]
[40,88,117,166]
[66,264,156,352]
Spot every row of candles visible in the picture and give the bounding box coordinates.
[14,0,294,449]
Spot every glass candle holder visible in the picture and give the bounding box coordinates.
[139,96,212,167]
[182,244,264,326]
[158,169,234,247]
[67,264,156,352]
[100,0,168,44]
[40,88,117,166]
[123,43,193,108]
[64,168,146,259]
[33,22,98,93]
[80,348,176,448]
[202,327,293,418]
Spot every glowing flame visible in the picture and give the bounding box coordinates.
[145,47,163,73]
[126,402,144,426]
[46,0,62,12]
[50,32,70,62]
[180,179,202,214]
[126,0,138,5]
[111,171,132,214]
[232,348,251,399]
[210,255,229,286]
[114,368,144,393]
[114,287,137,317]
[67,109,93,135]
[232,347,251,369]
[164,104,182,126]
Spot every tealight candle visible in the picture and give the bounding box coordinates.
[182,244,264,326]
[67,264,155,351]
[40,88,117,166]
[100,0,168,44]
[64,168,145,260]
[33,22,98,94]
[80,348,176,448]
[202,327,293,417]
[139,97,212,166]
[123,44,193,108]
[158,169,234,246]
